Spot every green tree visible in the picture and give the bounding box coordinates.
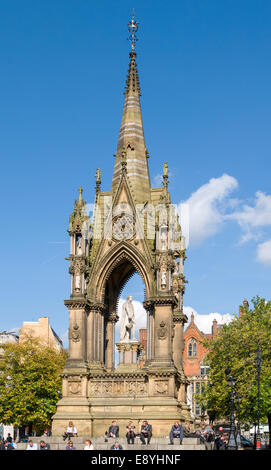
[0,338,67,434]
[196,297,271,444]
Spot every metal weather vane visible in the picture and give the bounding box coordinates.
[128,10,139,52]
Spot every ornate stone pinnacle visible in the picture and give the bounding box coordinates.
[78,186,83,203]
[128,10,139,52]
[95,168,101,192]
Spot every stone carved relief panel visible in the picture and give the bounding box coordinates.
[89,379,147,397]
[68,377,82,395]
[154,380,169,395]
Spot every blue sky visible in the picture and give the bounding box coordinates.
[0,0,270,344]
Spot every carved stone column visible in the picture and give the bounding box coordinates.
[144,297,176,367]
[172,312,188,370]
[64,299,88,368]
[87,303,106,370]
[105,312,118,370]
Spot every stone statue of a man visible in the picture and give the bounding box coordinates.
[120,295,136,342]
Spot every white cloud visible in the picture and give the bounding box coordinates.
[179,174,238,246]
[257,239,271,266]
[183,306,234,334]
[153,173,163,187]
[227,191,271,243]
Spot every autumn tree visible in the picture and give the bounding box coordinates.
[0,338,67,434]
[197,297,271,444]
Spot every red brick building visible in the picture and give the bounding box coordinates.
[183,313,222,425]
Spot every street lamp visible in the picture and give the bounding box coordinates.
[225,368,237,450]
[235,394,242,449]
[255,348,262,450]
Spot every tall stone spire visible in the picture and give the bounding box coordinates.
[111,13,151,202]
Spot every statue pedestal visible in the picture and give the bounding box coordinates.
[116,341,140,369]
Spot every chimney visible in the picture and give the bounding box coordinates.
[212,319,218,337]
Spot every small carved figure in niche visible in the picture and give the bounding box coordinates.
[76,235,83,255]
[75,274,81,291]
[173,257,180,275]
[161,271,167,288]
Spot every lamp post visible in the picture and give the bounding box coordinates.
[225,368,237,450]
[255,348,262,450]
[235,394,242,449]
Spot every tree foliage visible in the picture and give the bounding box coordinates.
[196,297,271,430]
[0,338,67,433]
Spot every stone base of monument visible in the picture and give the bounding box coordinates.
[116,340,141,369]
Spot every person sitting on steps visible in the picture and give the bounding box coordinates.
[140,421,152,445]
[169,421,184,445]
[126,421,136,445]
[63,421,78,441]
[105,421,119,442]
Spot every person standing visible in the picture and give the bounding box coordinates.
[213,433,227,450]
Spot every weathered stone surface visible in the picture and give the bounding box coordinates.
[15,436,205,451]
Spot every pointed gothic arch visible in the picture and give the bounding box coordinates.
[90,241,154,306]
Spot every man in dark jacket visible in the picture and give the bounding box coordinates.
[110,441,123,450]
[213,434,227,450]
[169,422,184,445]
[39,440,51,450]
[140,421,152,445]
[105,421,119,441]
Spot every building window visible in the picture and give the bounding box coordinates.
[200,365,210,376]
[188,338,197,357]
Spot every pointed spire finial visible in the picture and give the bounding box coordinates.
[128,10,139,52]
[78,186,83,203]
[95,168,101,192]
[163,162,169,189]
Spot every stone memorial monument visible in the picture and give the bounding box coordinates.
[52,14,192,437]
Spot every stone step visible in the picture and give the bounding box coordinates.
[16,442,205,451]
[25,436,200,445]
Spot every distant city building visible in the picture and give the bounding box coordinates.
[19,316,63,352]
[0,331,19,357]
[183,313,222,425]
